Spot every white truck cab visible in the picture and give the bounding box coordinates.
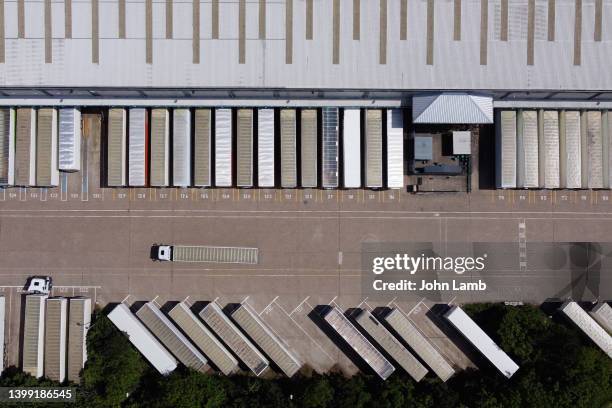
[157,245,172,261]
[26,276,52,294]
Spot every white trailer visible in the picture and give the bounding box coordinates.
[149,109,169,187]
[107,108,127,187]
[387,109,404,189]
[518,110,539,188]
[321,107,339,188]
[542,110,560,189]
[0,109,15,186]
[23,294,47,378]
[562,111,582,189]
[215,109,233,187]
[58,108,81,172]
[173,109,192,187]
[257,109,275,188]
[559,301,612,358]
[128,108,147,187]
[343,109,361,188]
[14,108,36,186]
[108,303,178,375]
[496,110,517,188]
[44,297,68,382]
[444,306,519,378]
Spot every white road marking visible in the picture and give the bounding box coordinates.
[259,296,279,315]
[121,294,131,304]
[289,296,310,316]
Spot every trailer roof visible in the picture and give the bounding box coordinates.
[444,306,519,378]
[108,304,178,375]
[560,301,612,359]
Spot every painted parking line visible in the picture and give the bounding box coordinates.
[289,296,310,316]
[258,295,279,316]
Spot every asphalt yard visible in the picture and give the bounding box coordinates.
[0,114,611,374]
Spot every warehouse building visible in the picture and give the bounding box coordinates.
[0,1,610,191]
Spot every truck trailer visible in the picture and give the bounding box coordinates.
[156,245,258,264]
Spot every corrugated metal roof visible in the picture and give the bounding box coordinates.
[0,109,14,186]
[560,301,612,359]
[44,298,68,382]
[67,298,91,382]
[413,94,493,124]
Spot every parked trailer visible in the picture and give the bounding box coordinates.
[365,110,383,188]
[517,110,539,188]
[108,303,178,375]
[136,302,209,373]
[173,109,192,187]
[321,307,394,380]
[0,109,15,186]
[257,109,275,188]
[322,107,339,188]
[67,297,91,382]
[128,108,148,187]
[58,108,81,172]
[14,108,36,186]
[560,301,612,358]
[107,108,127,187]
[149,109,169,187]
[237,109,254,187]
[280,109,297,188]
[542,110,560,189]
[231,303,303,377]
[199,302,269,376]
[215,109,233,187]
[343,109,361,188]
[586,111,604,189]
[353,309,427,381]
[301,109,318,188]
[387,109,404,189]
[444,306,519,378]
[496,110,517,188]
[589,303,612,334]
[0,297,5,374]
[36,108,59,187]
[168,302,240,375]
[44,297,68,382]
[22,294,47,378]
[562,111,581,189]
[383,308,455,381]
[607,112,612,188]
[193,109,212,187]
[156,245,258,264]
